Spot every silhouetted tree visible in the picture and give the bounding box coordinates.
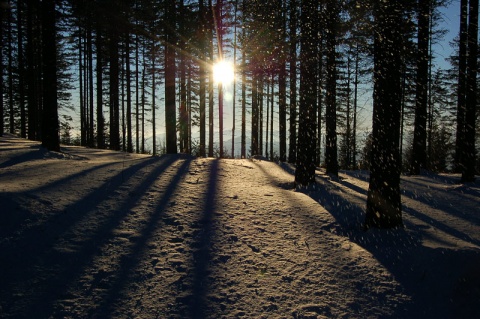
[365,0,404,229]
[295,0,317,187]
[41,0,60,151]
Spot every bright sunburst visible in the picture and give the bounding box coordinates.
[213,61,234,84]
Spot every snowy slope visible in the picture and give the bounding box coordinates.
[0,134,479,318]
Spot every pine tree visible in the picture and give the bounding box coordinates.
[41,0,60,152]
[295,0,317,187]
[365,0,404,229]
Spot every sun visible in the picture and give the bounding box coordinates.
[213,60,234,84]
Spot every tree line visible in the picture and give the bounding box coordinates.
[0,0,478,228]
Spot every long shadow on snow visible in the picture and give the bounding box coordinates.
[185,159,219,319]
[93,156,193,319]
[276,162,480,318]
[0,155,179,318]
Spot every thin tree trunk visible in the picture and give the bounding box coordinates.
[41,0,59,152]
[455,0,468,172]
[26,0,38,141]
[199,0,206,157]
[462,0,478,182]
[165,0,177,154]
[135,33,139,153]
[7,0,14,134]
[241,24,246,158]
[126,31,132,153]
[288,0,297,163]
[17,2,26,138]
[0,0,4,136]
[152,43,156,156]
[208,0,214,157]
[96,18,104,149]
[87,24,94,147]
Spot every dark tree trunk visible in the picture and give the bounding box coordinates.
[251,75,259,156]
[40,0,59,152]
[462,0,478,182]
[26,0,40,141]
[199,0,206,157]
[365,0,404,229]
[151,42,156,156]
[208,0,214,157]
[455,0,468,172]
[165,0,177,154]
[17,2,26,138]
[179,0,188,153]
[411,0,430,175]
[241,21,246,159]
[7,1,13,134]
[278,2,287,162]
[109,25,120,151]
[325,0,338,176]
[87,24,94,148]
[0,0,5,136]
[126,31,132,153]
[96,18,104,149]
[288,0,297,163]
[295,0,317,187]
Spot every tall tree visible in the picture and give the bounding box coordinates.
[288,0,298,163]
[165,0,177,154]
[41,0,59,151]
[199,0,207,157]
[108,0,120,151]
[462,0,478,182]
[96,10,105,149]
[365,0,404,229]
[278,0,287,162]
[325,0,339,176]
[0,0,4,137]
[411,0,431,174]
[295,0,317,187]
[455,0,468,171]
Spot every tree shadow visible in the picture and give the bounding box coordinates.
[267,162,480,318]
[188,159,219,319]
[0,155,182,318]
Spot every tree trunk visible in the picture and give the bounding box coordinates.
[17,2,26,138]
[325,0,338,176]
[462,0,478,182]
[455,0,468,172]
[365,0,403,229]
[0,0,5,136]
[165,0,177,154]
[126,30,133,153]
[288,0,297,163]
[41,0,59,152]
[411,0,430,175]
[96,18,104,149]
[199,0,206,157]
[109,25,120,151]
[295,0,317,187]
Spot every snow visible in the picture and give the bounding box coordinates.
[0,134,479,318]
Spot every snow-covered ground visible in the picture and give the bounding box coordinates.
[0,134,479,319]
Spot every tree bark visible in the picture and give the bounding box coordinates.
[41,0,59,152]
[365,0,403,229]
[462,0,478,182]
[165,0,177,154]
[325,0,338,176]
[411,0,430,175]
[295,0,317,187]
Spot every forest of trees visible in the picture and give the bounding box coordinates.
[0,0,478,227]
